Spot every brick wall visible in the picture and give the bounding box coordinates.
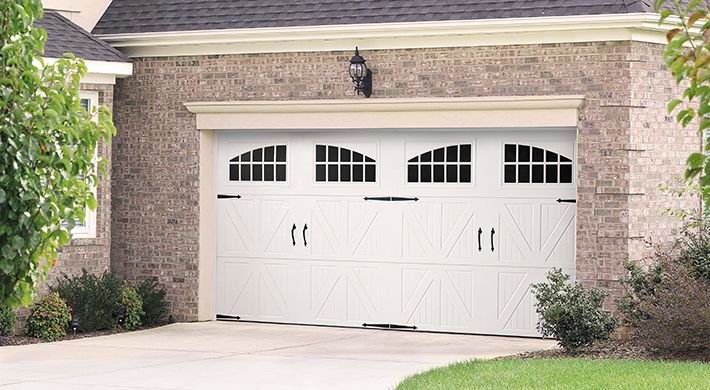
[111,41,699,320]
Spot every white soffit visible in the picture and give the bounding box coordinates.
[42,57,133,85]
[99,13,672,58]
[184,96,585,130]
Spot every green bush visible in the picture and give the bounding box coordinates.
[0,304,15,336]
[121,287,144,331]
[27,293,71,341]
[532,269,617,354]
[135,277,168,326]
[676,220,710,283]
[51,270,125,331]
[618,261,664,327]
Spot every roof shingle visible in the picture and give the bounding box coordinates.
[37,11,130,62]
[93,0,655,35]
[93,0,651,34]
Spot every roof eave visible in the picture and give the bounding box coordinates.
[95,13,675,58]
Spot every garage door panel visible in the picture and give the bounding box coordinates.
[215,130,576,337]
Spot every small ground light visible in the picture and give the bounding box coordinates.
[117,308,126,325]
[70,314,80,335]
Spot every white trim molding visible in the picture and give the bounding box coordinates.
[100,13,672,58]
[42,57,133,85]
[184,96,585,130]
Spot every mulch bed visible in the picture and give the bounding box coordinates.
[0,326,162,347]
[510,339,710,363]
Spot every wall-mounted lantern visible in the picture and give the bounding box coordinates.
[349,47,372,97]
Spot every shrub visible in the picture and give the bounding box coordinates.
[120,287,144,331]
[135,277,168,326]
[532,269,617,354]
[618,261,664,327]
[0,304,15,336]
[51,270,125,331]
[636,262,710,354]
[676,220,710,283]
[27,293,71,341]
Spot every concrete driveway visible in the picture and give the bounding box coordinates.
[0,322,555,390]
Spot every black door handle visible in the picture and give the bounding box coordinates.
[303,224,308,246]
[291,223,296,246]
[477,228,482,252]
[491,228,496,252]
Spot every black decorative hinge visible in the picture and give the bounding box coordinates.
[364,196,419,202]
[217,194,242,199]
[556,198,576,203]
[216,314,241,320]
[362,323,417,330]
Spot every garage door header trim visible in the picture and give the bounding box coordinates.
[185,96,584,130]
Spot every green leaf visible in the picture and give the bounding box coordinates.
[668,98,684,113]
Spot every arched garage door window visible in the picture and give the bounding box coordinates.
[503,144,573,184]
[407,144,473,183]
[315,144,376,182]
[229,145,287,182]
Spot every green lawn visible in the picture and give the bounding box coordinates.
[396,358,710,390]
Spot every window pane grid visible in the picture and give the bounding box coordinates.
[503,144,573,184]
[315,144,376,182]
[230,145,287,182]
[408,144,472,183]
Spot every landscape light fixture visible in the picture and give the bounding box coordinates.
[70,314,80,335]
[117,307,126,325]
[349,47,372,97]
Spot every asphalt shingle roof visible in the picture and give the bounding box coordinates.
[37,11,130,62]
[93,0,655,35]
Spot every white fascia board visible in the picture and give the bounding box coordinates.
[98,13,674,58]
[184,96,585,130]
[41,57,133,84]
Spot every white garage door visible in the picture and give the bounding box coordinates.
[214,130,576,337]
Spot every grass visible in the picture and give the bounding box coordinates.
[396,358,710,390]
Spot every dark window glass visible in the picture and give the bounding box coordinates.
[340,149,351,162]
[276,145,287,162]
[241,164,251,181]
[446,165,457,182]
[264,164,274,181]
[560,155,572,163]
[340,165,351,182]
[353,152,364,162]
[560,165,573,183]
[365,165,376,182]
[409,156,419,163]
[504,165,516,183]
[315,145,326,162]
[546,164,558,183]
[229,164,239,181]
[433,148,445,162]
[230,156,240,162]
[505,144,516,162]
[316,164,326,182]
[518,145,530,162]
[532,147,544,162]
[264,146,275,162]
[408,165,418,182]
[460,144,471,162]
[365,156,375,163]
[546,150,558,162]
[353,165,364,182]
[532,165,544,183]
[446,145,458,162]
[252,148,263,162]
[327,146,338,162]
[459,165,471,183]
[241,151,251,162]
[433,164,445,182]
[252,164,262,181]
[328,164,338,181]
[421,151,432,162]
[276,164,286,181]
[420,165,432,182]
[518,165,530,183]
